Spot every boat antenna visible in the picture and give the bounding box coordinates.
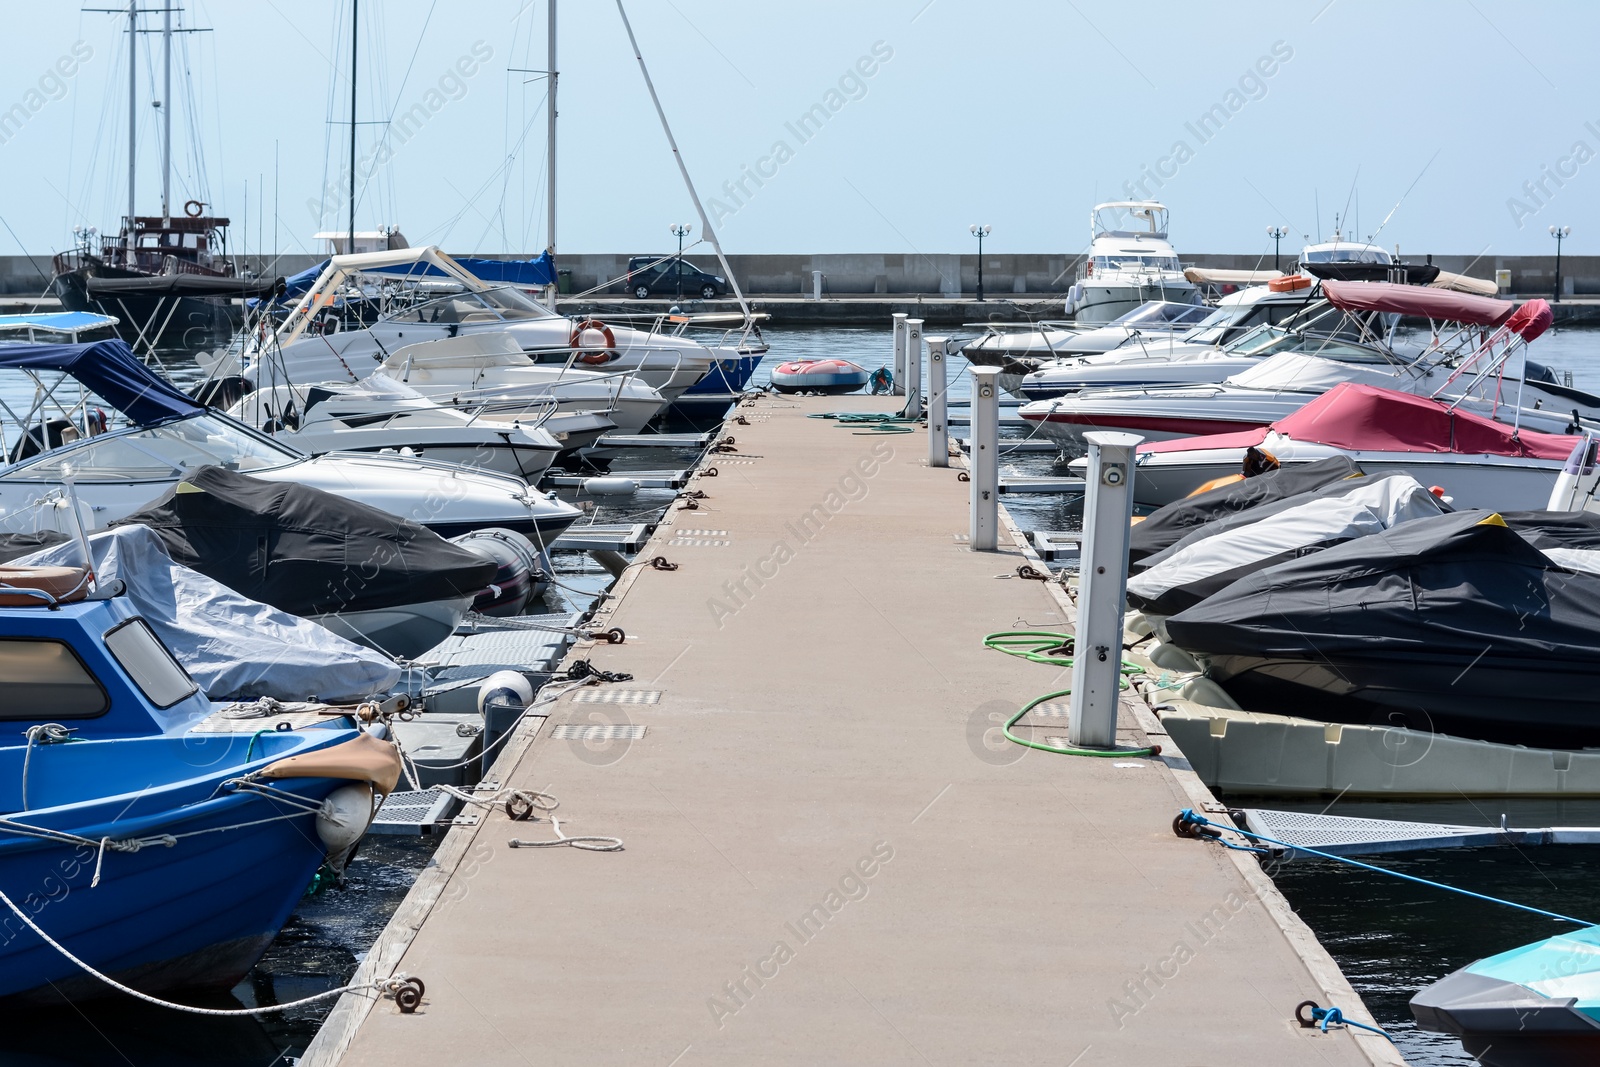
[1371,149,1440,243]
[1338,166,1359,242]
[1314,190,1321,243]
[614,0,751,323]
[348,0,358,256]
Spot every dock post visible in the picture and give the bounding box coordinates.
[1068,431,1144,749]
[969,366,1000,550]
[891,312,908,395]
[927,335,948,467]
[904,318,924,415]
[811,270,824,301]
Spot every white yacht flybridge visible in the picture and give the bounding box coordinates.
[1064,202,1200,323]
[209,246,716,402]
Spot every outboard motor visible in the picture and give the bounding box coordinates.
[450,527,550,615]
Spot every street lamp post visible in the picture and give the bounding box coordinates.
[1550,225,1571,303]
[970,224,991,301]
[669,222,692,300]
[1267,225,1288,273]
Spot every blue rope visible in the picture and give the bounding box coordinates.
[1310,1004,1395,1042]
[1175,809,1596,927]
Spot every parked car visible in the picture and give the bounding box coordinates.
[626,256,728,299]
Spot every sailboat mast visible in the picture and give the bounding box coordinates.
[348,0,358,254]
[126,0,137,231]
[161,2,171,221]
[546,0,557,265]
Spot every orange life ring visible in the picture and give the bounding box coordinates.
[570,319,617,364]
[184,199,205,218]
[1268,273,1313,293]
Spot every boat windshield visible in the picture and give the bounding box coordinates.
[1093,254,1182,273]
[1113,302,1211,327]
[1301,246,1392,265]
[0,414,301,483]
[384,284,557,326]
[1093,203,1169,238]
[1182,298,1316,346]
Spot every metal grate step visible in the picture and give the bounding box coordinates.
[572,689,662,705]
[550,723,649,741]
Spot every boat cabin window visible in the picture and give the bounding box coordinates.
[0,638,109,718]
[0,415,298,483]
[1093,255,1181,273]
[103,618,197,709]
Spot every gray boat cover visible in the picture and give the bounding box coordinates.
[1127,474,1447,616]
[1128,455,1365,566]
[15,526,401,702]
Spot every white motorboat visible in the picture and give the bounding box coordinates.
[994,278,1326,398]
[210,246,724,402]
[1021,285,1584,450]
[1063,202,1200,324]
[370,333,669,434]
[229,375,565,480]
[1115,381,1595,510]
[0,339,582,545]
[961,299,1211,375]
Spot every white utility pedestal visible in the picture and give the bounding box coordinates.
[1068,431,1143,749]
[904,318,923,416]
[969,366,1000,551]
[891,313,908,395]
[926,335,949,467]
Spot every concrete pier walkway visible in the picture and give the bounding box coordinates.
[308,395,1397,1066]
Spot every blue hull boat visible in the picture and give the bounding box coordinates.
[0,564,401,1003]
[0,730,369,1002]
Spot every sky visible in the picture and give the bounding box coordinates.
[0,0,1594,264]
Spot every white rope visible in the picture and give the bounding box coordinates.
[508,814,623,853]
[0,881,415,1016]
[20,724,75,811]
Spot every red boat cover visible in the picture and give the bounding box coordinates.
[1506,298,1554,342]
[1143,383,1577,459]
[1321,279,1516,328]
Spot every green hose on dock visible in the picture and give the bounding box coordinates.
[983,630,1160,759]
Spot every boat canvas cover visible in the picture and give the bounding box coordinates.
[1222,351,1399,392]
[0,530,69,564]
[1502,510,1600,550]
[1269,382,1577,458]
[0,338,204,425]
[15,525,401,704]
[1162,511,1600,740]
[1126,474,1447,616]
[277,252,554,300]
[112,465,498,616]
[85,274,280,298]
[1127,455,1363,565]
[1320,279,1515,327]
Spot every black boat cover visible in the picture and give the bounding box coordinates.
[1128,456,1364,567]
[85,274,280,298]
[1164,511,1600,748]
[112,465,497,616]
[1301,261,1442,285]
[0,530,69,564]
[1501,510,1600,551]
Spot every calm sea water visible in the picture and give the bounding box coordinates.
[8,322,1600,1064]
